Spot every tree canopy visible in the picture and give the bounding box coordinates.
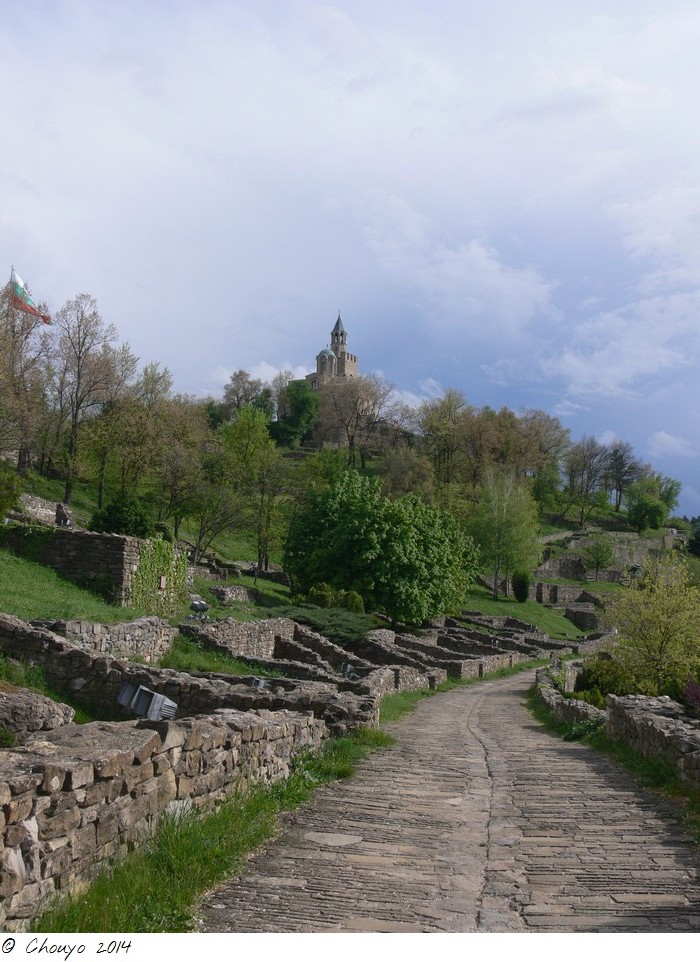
[283,471,478,625]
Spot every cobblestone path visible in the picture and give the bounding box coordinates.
[196,671,700,933]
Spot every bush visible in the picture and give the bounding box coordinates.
[577,654,638,697]
[90,493,155,539]
[0,469,21,518]
[336,589,365,613]
[306,583,336,608]
[511,571,530,603]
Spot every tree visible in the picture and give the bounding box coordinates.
[625,473,681,532]
[560,436,609,526]
[582,535,617,581]
[317,374,394,468]
[604,554,700,695]
[270,379,318,447]
[467,471,541,599]
[52,294,117,503]
[283,472,478,625]
[221,370,265,421]
[605,440,642,511]
[416,390,469,485]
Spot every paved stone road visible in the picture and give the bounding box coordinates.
[196,671,700,932]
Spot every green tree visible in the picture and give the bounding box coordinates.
[283,472,477,625]
[270,379,318,447]
[467,471,541,599]
[582,535,617,581]
[625,473,680,532]
[604,554,700,695]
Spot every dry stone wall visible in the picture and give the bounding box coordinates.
[180,617,295,660]
[1,527,140,606]
[32,617,175,663]
[607,694,700,790]
[0,615,378,736]
[0,707,326,930]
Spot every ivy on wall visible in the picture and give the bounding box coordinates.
[132,538,188,617]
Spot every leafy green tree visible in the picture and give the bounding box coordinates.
[625,473,680,532]
[467,471,541,599]
[270,379,318,447]
[89,492,155,538]
[284,472,477,625]
[582,535,617,581]
[604,554,700,695]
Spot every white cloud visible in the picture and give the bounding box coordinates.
[647,431,696,460]
[362,196,556,339]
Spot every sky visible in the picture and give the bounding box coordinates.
[1,0,699,514]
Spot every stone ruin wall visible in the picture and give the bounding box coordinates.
[32,616,175,664]
[0,707,326,931]
[606,694,700,789]
[1,527,140,606]
[179,617,296,660]
[536,668,700,792]
[0,615,378,736]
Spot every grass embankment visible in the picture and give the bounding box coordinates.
[463,584,582,641]
[0,549,143,623]
[526,685,700,845]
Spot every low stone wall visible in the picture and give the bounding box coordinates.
[534,674,606,727]
[209,585,259,604]
[0,614,378,736]
[32,617,175,664]
[0,526,140,606]
[536,673,700,792]
[180,617,296,660]
[0,707,327,930]
[607,695,700,790]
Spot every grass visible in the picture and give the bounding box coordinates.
[0,654,95,724]
[0,548,144,623]
[33,727,394,933]
[464,584,582,641]
[159,636,286,677]
[526,685,700,845]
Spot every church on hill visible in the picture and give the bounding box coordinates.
[305,314,359,391]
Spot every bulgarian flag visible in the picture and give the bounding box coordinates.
[9,268,51,324]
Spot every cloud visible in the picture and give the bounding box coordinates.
[362,195,557,339]
[647,431,696,460]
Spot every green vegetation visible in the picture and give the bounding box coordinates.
[464,584,581,641]
[602,554,700,696]
[0,548,143,623]
[0,654,94,724]
[284,472,478,625]
[159,637,285,677]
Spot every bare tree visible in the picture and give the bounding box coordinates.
[52,294,117,503]
[318,374,394,468]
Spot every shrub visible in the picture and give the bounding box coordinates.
[511,571,530,603]
[577,654,637,697]
[336,589,365,613]
[306,583,336,608]
[90,493,155,539]
[0,469,21,519]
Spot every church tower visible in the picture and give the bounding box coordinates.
[305,313,359,389]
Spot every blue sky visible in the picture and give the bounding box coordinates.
[2,1,699,513]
